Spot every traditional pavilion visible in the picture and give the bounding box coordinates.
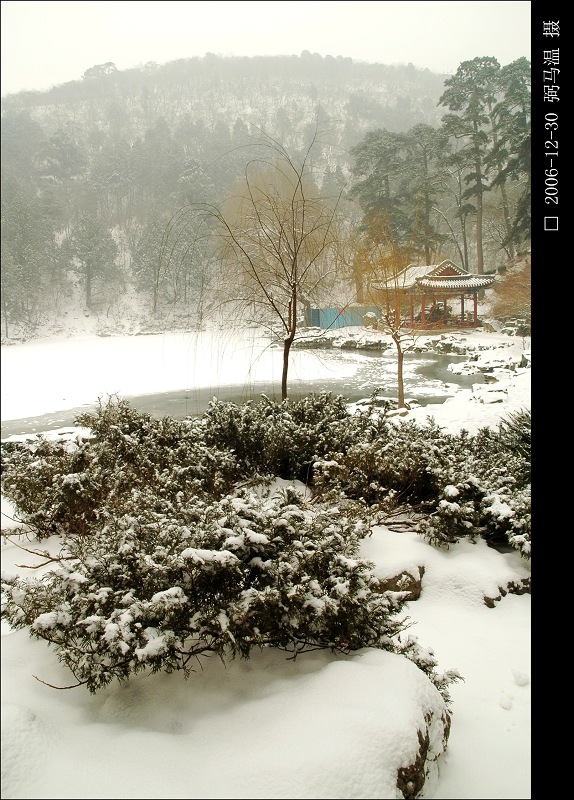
[371,259,496,329]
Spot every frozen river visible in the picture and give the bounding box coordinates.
[1,346,482,439]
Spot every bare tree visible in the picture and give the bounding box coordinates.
[154,208,214,316]
[361,218,419,410]
[204,126,346,400]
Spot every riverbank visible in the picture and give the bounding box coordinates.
[1,326,530,434]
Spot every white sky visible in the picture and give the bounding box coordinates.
[1,0,531,97]
[1,327,531,799]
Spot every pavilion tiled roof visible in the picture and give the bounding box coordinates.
[416,275,496,290]
[371,260,495,292]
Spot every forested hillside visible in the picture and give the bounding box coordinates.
[1,52,530,340]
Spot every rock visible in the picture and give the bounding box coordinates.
[483,577,531,607]
[377,566,425,601]
[472,384,508,404]
[292,336,333,349]
[363,312,379,328]
[396,709,452,799]
[388,407,410,417]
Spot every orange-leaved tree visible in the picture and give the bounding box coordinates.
[205,126,346,400]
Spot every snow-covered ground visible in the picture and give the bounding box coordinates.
[1,325,531,799]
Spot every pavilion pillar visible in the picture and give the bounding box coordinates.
[460,294,465,324]
[409,294,414,325]
[421,295,426,326]
[473,292,478,326]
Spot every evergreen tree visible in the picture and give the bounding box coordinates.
[68,214,119,308]
[88,137,135,225]
[399,123,450,263]
[438,57,501,274]
[349,128,411,242]
[0,109,45,191]
[349,125,450,262]
[1,189,64,336]
[489,58,531,251]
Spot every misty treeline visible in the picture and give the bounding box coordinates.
[0,53,530,339]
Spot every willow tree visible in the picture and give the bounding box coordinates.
[205,128,345,401]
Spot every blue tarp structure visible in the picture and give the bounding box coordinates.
[309,306,379,329]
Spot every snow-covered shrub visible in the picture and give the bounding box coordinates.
[1,397,529,700]
[312,418,452,508]
[200,396,272,473]
[73,397,243,499]
[416,413,531,558]
[0,435,99,538]
[418,474,531,558]
[1,397,530,560]
[306,408,531,559]
[417,476,486,548]
[2,489,415,694]
[5,394,523,698]
[478,482,531,557]
[503,488,531,558]
[1,397,243,539]
[395,634,463,708]
[201,392,373,481]
[496,409,531,474]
